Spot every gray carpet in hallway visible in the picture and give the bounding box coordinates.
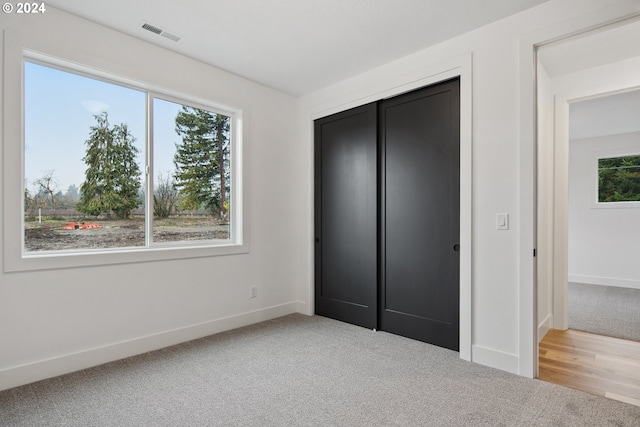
[569,282,640,342]
[1,314,639,426]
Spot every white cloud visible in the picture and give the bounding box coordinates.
[82,100,111,114]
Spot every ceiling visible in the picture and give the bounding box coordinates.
[538,18,640,78]
[46,0,550,96]
[537,19,640,140]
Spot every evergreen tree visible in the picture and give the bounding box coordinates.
[77,112,142,218]
[65,184,80,202]
[173,106,230,216]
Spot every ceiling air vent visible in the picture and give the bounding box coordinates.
[161,32,181,43]
[141,22,162,35]
[140,21,182,43]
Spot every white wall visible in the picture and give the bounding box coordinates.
[568,132,640,289]
[0,8,302,390]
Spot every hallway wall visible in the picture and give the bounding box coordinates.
[568,131,640,289]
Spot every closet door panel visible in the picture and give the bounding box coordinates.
[380,79,460,350]
[314,103,377,329]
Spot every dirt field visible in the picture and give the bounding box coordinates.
[24,217,230,252]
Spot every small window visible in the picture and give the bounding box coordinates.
[24,59,238,257]
[597,155,640,203]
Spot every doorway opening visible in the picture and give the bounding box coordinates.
[565,91,640,342]
[536,17,640,406]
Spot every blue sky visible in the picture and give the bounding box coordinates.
[25,61,181,194]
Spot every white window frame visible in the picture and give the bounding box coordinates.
[3,50,247,272]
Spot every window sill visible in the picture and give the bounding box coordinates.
[591,201,640,209]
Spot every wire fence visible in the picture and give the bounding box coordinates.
[25,208,215,221]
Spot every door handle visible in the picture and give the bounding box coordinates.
[453,244,460,252]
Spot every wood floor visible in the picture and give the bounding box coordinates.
[539,328,640,407]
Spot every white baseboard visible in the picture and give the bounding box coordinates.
[471,345,519,375]
[538,314,553,342]
[0,302,299,392]
[569,275,640,290]
[295,300,312,315]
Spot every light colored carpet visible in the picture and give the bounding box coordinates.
[569,282,640,342]
[1,314,639,426]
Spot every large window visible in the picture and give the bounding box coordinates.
[598,155,640,203]
[23,59,237,256]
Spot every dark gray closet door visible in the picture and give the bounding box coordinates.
[379,79,460,350]
[314,103,377,329]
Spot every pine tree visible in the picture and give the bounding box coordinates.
[77,112,142,218]
[173,106,230,217]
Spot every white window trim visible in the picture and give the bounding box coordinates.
[591,147,640,210]
[3,48,248,273]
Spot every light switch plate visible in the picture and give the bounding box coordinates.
[496,213,509,230]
